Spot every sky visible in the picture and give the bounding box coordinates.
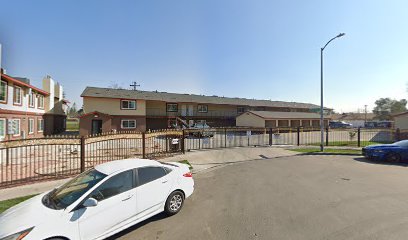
[0,0,407,113]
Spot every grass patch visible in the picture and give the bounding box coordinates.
[289,148,362,155]
[178,160,193,170]
[0,195,37,214]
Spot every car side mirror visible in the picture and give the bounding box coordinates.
[83,198,98,208]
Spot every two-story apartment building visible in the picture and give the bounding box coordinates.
[80,87,322,135]
[0,69,68,141]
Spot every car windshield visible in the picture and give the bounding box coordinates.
[43,169,107,209]
[392,140,408,148]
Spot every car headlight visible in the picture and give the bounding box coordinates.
[1,228,33,240]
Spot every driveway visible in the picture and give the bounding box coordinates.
[112,153,408,240]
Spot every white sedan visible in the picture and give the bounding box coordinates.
[0,159,194,240]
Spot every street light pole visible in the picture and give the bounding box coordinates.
[320,33,345,151]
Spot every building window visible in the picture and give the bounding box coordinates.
[237,107,245,114]
[197,104,208,113]
[13,119,20,136]
[0,118,5,139]
[13,86,22,105]
[28,119,34,134]
[166,103,178,112]
[121,100,136,110]
[121,119,136,129]
[0,81,7,103]
[37,95,44,109]
[29,91,35,108]
[37,119,44,132]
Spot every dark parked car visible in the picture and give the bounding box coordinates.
[362,140,408,163]
[329,121,352,128]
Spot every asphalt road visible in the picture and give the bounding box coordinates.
[111,154,408,240]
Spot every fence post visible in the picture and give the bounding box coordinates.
[181,130,185,154]
[325,127,329,147]
[297,127,300,146]
[396,128,401,141]
[357,127,361,147]
[142,132,146,159]
[269,128,273,146]
[165,135,168,153]
[224,128,227,148]
[80,136,85,172]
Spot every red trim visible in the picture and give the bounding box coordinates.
[1,74,50,96]
[79,111,112,119]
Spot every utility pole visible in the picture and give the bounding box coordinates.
[364,105,367,124]
[130,81,140,90]
[320,33,346,151]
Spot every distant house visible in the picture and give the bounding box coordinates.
[0,70,68,141]
[80,87,323,135]
[393,112,408,130]
[329,113,375,128]
[236,111,330,128]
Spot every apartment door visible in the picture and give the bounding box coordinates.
[187,105,194,116]
[181,104,194,117]
[181,105,187,116]
[91,120,103,135]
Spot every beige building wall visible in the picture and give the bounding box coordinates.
[84,97,146,116]
[146,101,166,116]
[394,115,408,130]
[236,113,265,127]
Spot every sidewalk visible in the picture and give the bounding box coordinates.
[0,146,297,201]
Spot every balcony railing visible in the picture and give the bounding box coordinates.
[146,108,239,118]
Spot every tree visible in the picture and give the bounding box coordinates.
[108,82,124,89]
[373,98,407,120]
[67,102,78,117]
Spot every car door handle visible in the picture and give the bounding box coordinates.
[162,180,168,184]
[122,195,133,201]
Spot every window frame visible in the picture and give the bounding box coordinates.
[166,103,178,112]
[120,100,136,110]
[197,104,208,113]
[37,118,44,132]
[88,169,135,202]
[136,166,167,187]
[28,118,35,134]
[37,94,44,109]
[13,119,21,136]
[237,106,245,114]
[0,118,6,139]
[13,86,22,106]
[121,119,136,129]
[28,91,35,108]
[0,80,7,103]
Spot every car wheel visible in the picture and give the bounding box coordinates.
[164,191,184,216]
[386,152,401,163]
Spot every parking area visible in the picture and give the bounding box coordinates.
[112,152,408,240]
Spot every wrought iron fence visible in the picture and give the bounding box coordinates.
[0,127,403,188]
[0,130,182,188]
